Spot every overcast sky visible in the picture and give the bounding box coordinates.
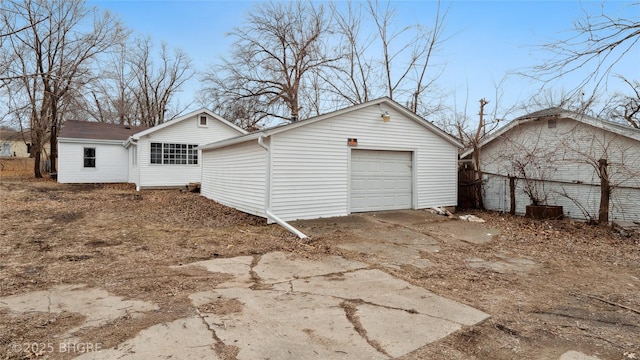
[91,0,638,121]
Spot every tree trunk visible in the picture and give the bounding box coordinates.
[509,176,516,215]
[472,144,484,209]
[32,128,43,178]
[33,148,42,178]
[50,121,57,174]
[598,158,609,225]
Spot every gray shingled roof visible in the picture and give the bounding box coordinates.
[515,107,565,120]
[59,121,147,141]
[0,128,29,141]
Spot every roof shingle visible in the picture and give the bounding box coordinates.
[59,121,147,141]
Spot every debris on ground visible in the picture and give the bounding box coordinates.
[430,207,453,217]
[458,214,485,223]
[612,220,640,239]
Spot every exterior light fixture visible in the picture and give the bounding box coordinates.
[381,111,391,122]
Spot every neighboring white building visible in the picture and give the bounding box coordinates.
[58,109,246,188]
[58,121,147,184]
[462,108,640,223]
[199,97,463,223]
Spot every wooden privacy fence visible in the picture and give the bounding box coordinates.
[458,160,479,209]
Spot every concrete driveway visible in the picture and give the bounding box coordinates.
[2,210,494,359]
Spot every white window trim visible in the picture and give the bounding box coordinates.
[150,142,199,165]
[83,147,96,168]
[198,115,208,128]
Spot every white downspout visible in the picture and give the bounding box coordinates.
[265,210,308,239]
[258,135,308,239]
[258,135,268,151]
[124,138,141,191]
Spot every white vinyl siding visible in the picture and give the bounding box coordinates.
[268,105,458,221]
[480,118,640,222]
[58,141,128,183]
[134,113,243,188]
[201,141,267,218]
[351,150,412,212]
[200,100,460,223]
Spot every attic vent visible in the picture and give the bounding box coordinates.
[124,126,131,129]
[547,119,556,129]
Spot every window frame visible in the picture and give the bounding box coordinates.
[198,115,208,127]
[150,142,198,165]
[83,147,96,168]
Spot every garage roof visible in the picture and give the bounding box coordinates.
[199,97,463,151]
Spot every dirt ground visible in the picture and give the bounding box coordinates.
[0,177,638,360]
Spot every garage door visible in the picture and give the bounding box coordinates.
[350,149,412,212]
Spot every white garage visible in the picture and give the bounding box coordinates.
[199,97,462,229]
[350,150,413,212]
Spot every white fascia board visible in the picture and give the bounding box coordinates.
[131,108,247,140]
[198,132,263,151]
[57,137,126,146]
[201,97,463,151]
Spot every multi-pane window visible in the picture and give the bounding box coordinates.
[150,143,198,165]
[84,148,96,168]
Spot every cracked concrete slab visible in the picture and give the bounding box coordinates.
[427,220,500,244]
[4,250,487,359]
[466,257,538,274]
[0,284,158,336]
[337,242,433,269]
[356,303,462,358]
[183,254,488,359]
[190,288,386,360]
[76,316,216,360]
[559,350,602,360]
[253,251,367,284]
[274,269,489,326]
[359,210,444,226]
[174,256,254,288]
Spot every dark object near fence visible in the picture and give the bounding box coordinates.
[525,205,563,220]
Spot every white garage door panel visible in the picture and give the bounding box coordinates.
[350,150,412,212]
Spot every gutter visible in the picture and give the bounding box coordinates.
[123,137,137,148]
[257,135,308,239]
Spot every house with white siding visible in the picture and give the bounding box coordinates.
[58,121,147,184]
[199,97,463,226]
[58,109,246,188]
[461,108,640,223]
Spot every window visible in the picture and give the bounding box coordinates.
[84,148,96,168]
[547,119,557,129]
[150,143,198,165]
[199,115,208,127]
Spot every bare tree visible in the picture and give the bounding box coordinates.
[606,77,640,129]
[0,0,126,177]
[328,0,449,115]
[200,1,337,127]
[326,1,374,106]
[79,42,138,125]
[129,37,194,126]
[530,2,639,99]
